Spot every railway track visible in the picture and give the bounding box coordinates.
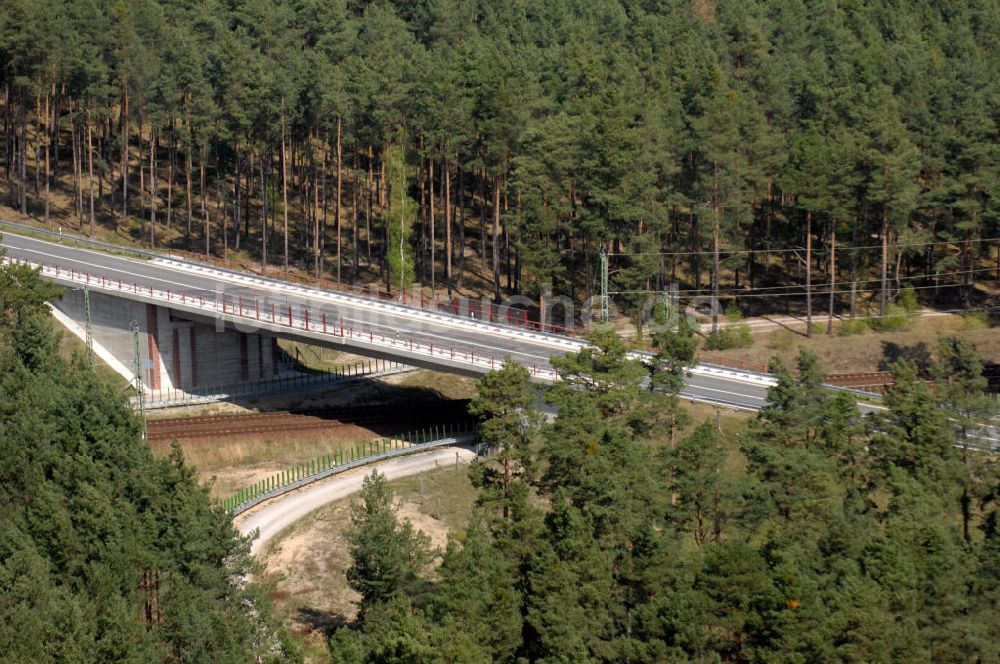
[147,400,473,442]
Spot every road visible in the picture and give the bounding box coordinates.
[1,230,775,408]
[234,445,476,556]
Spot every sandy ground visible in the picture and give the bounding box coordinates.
[716,312,999,374]
[258,497,452,642]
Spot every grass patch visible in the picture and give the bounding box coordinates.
[962,311,991,331]
[767,329,797,351]
[276,339,346,372]
[837,318,870,337]
[392,370,478,400]
[168,436,380,474]
[388,463,478,532]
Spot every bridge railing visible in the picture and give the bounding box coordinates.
[224,423,479,516]
[5,256,562,382]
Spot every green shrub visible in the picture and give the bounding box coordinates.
[837,318,870,337]
[897,286,920,314]
[704,321,755,350]
[870,304,910,332]
[961,311,990,330]
[732,321,754,347]
[724,303,745,323]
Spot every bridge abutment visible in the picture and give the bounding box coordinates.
[54,290,280,396]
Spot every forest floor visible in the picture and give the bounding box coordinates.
[707,311,1000,374]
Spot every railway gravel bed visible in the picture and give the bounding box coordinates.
[147,399,473,443]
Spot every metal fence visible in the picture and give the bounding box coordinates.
[226,422,479,516]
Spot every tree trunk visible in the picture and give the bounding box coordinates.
[366,145,374,268]
[260,147,267,270]
[139,114,145,228]
[201,146,208,257]
[245,148,253,244]
[418,137,427,282]
[34,92,41,201]
[805,209,812,338]
[219,171,227,260]
[121,73,129,223]
[166,125,174,229]
[149,130,156,246]
[185,130,193,244]
[51,85,60,209]
[445,157,452,296]
[43,91,50,222]
[430,157,436,296]
[336,117,343,284]
[880,192,890,316]
[457,159,466,291]
[480,173,488,260]
[352,153,360,279]
[71,110,82,226]
[86,108,95,237]
[493,174,502,302]
[320,139,328,280]
[380,150,388,287]
[19,96,27,214]
[3,81,9,188]
[711,162,720,333]
[281,102,289,279]
[712,215,720,333]
[314,138,322,278]
[233,140,241,249]
[827,223,836,335]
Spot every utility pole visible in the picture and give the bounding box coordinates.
[83,287,93,366]
[131,321,146,440]
[600,249,609,323]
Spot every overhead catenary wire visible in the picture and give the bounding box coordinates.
[608,266,1000,297]
[608,235,1000,258]
[612,280,998,300]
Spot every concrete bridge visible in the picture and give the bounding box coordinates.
[2,229,776,408]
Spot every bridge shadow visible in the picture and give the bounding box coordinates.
[222,377,478,438]
[878,341,933,377]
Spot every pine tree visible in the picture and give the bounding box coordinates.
[345,470,433,616]
[468,358,540,521]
